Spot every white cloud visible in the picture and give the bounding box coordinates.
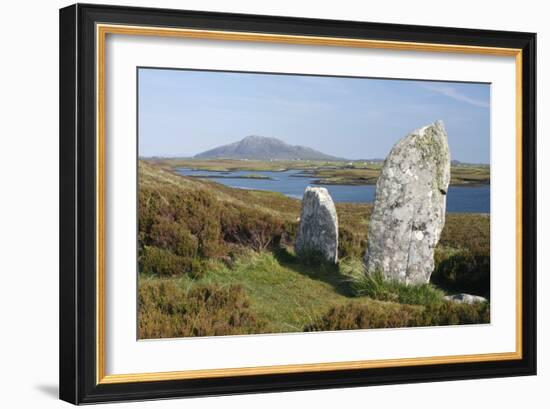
[422,83,489,108]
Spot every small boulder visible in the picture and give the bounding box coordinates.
[295,187,338,264]
[364,121,451,284]
[444,293,488,304]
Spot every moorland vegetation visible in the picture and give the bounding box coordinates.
[138,160,490,339]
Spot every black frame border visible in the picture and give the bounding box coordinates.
[59,3,536,404]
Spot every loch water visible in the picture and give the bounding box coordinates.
[175,168,490,214]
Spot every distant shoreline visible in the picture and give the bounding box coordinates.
[188,173,274,181]
[153,158,490,187]
[140,156,490,168]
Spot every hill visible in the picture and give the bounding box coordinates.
[194,135,345,161]
[137,161,490,338]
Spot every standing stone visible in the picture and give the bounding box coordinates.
[364,121,451,284]
[295,187,339,264]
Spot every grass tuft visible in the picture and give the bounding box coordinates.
[351,271,446,306]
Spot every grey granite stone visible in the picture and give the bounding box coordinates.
[295,187,339,264]
[364,121,451,284]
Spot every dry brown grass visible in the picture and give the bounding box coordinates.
[138,278,266,338]
[305,300,489,332]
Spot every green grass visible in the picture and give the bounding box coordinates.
[139,250,490,338]
[201,251,354,332]
[141,250,363,334]
[138,160,491,338]
[350,271,446,306]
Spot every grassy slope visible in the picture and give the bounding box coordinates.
[140,159,301,215]
[143,252,384,334]
[138,161,490,339]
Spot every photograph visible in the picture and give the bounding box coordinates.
[137,68,491,339]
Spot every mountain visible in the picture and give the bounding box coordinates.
[194,135,345,161]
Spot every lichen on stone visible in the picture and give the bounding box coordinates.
[295,187,339,264]
[364,121,451,284]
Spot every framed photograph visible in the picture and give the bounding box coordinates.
[59,3,536,404]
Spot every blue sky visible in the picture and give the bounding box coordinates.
[138,68,490,163]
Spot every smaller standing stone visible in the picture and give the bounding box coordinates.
[295,187,339,264]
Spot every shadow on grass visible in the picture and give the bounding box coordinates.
[273,248,355,297]
[432,253,490,299]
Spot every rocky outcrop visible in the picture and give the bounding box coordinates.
[444,294,488,304]
[364,121,451,284]
[295,187,339,264]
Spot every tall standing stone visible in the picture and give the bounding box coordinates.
[295,187,339,264]
[364,121,451,284]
